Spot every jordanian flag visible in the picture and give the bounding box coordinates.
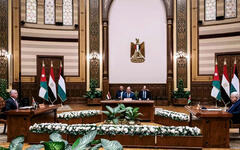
[230,59,239,94]
[58,62,67,102]
[211,62,221,100]
[48,61,57,101]
[221,60,231,103]
[39,61,48,101]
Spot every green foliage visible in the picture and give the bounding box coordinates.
[84,79,102,99]
[173,79,190,98]
[72,130,97,150]
[102,104,125,124]
[125,107,143,122]
[25,145,44,150]
[9,136,24,150]
[43,142,65,150]
[0,78,9,100]
[101,139,123,150]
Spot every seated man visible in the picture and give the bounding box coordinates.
[116,86,125,100]
[227,92,240,124]
[138,85,151,100]
[123,86,136,100]
[5,89,19,111]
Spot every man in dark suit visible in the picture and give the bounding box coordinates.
[116,86,125,100]
[138,85,151,100]
[5,89,19,111]
[227,92,240,124]
[123,86,136,100]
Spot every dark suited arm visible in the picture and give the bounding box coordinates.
[5,100,12,111]
[132,94,137,100]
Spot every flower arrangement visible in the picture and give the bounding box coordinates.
[57,110,101,120]
[30,123,201,137]
[155,108,189,122]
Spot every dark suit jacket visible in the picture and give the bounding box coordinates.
[122,92,136,100]
[116,90,125,100]
[5,97,19,111]
[138,90,151,100]
[228,100,240,124]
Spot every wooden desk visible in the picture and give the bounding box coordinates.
[185,106,232,148]
[6,105,58,142]
[101,100,155,122]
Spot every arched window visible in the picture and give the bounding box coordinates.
[45,0,55,24]
[225,0,237,18]
[63,0,73,25]
[26,0,37,23]
[205,0,216,21]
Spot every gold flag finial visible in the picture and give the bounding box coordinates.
[60,61,62,67]
[51,60,53,67]
[234,57,237,64]
[224,58,227,65]
[42,60,45,67]
[215,58,218,65]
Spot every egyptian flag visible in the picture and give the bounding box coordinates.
[211,62,221,100]
[39,61,48,101]
[48,61,57,101]
[58,62,67,102]
[220,60,231,103]
[106,91,111,100]
[230,58,239,94]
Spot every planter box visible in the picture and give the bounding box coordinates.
[111,135,155,147]
[68,135,109,144]
[173,98,188,106]
[27,132,68,144]
[87,98,101,105]
[155,100,169,106]
[82,114,101,124]
[154,115,189,126]
[58,118,82,124]
[156,136,202,148]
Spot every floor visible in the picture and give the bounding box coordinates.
[0,104,239,150]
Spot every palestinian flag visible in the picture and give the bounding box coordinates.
[187,94,191,104]
[230,58,239,94]
[48,61,57,101]
[58,62,67,102]
[39,61,48,101]
[106,91,111,100]
[211,62,221,100]
[221,60,231,103]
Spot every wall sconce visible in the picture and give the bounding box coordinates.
[176,50,187,66]
[0,49,9,58]
[89,52,99,60]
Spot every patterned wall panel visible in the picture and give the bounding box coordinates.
[225,0,237,18]
[63,0,73,25]
[205,0,216,21]
[89,0,100,87]
[26,0,37,23]
[44,0,55,24]
[176,0,187,87]
[0,0,8,81]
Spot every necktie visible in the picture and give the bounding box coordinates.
[144,91,146,99]
[13,99,18,109]
[120,92,123,99]
[128,93,130,98]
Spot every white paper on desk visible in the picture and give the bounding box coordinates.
[19,106,33,109]
[201,108,222,111]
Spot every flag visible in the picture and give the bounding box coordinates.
[221,60,231,103]
[48,61,57,101]
[106,91,111,100]
[187,94,191,104]
[211,62,221,100]
[230,58,239,94]
[58,62,67,102]
[39,61,48,101]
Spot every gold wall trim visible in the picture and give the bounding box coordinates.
[192,0,212,82]
[173,0,191,91]
[8,0,13,89]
